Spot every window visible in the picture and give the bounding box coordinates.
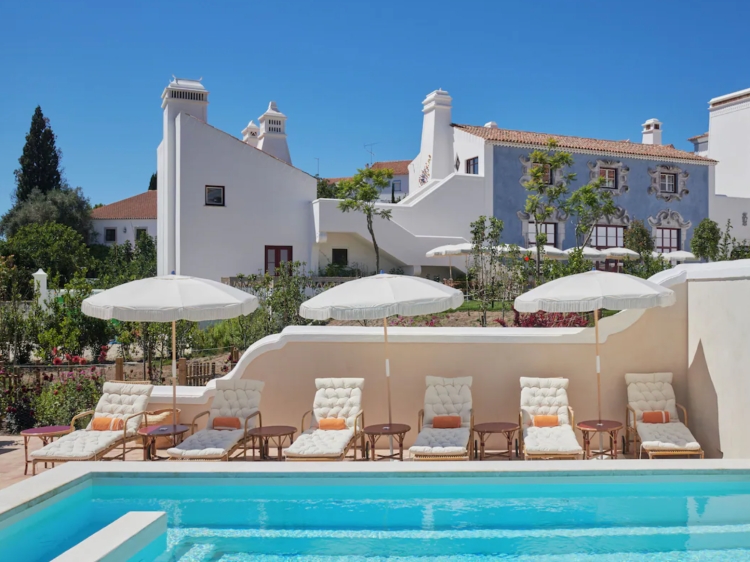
[531,163,552,185]
[392,180,402,192]
[265,246,292,275]
[599,168,617,189]
[659,173,676,193]
[527,222,557,246]
[105,228,116,243]
[655,228,680,253]
[590,225,625,249]
[205,185,225,206]
[332,248,348,266]
[465,157,479,175]
[135,228,148,240]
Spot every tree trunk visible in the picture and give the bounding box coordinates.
[367,213,380,273]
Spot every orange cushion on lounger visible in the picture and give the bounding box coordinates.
[642,411,670,423]
[319,418,347,430]
[213,416,241,430]
[533,415,559,427]
[92,416,124,431]
[433,415,462,429]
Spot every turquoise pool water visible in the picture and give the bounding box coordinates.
[3,472,750,560]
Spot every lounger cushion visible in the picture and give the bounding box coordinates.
[312,378,364,429]
[88,382,153,433]
[409,428,470,456]
[636,421,700,451]
[625,372,679,422]
[31,430,123,460]
[284,428,354,458]
[166,429,245,459]
[523,425,582,454]
[520,378,571,426]
[208,379,264,429]
[423,376,473,428]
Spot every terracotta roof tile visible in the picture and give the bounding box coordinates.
[91,191,157,220]
[370,160,411,175]
[687,132,709,142]
[453,124,715,164]
[325,177,352,184]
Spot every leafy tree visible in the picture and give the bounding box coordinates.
[148,172,157,191]
[0,256,35,364]
[469,216,505,327]
[316,177,337,199]
[624,219,655,254]
[718,219,735,261]
[522,139,573,281]
[565,179,617,248]
[13,106,63,203]
[691,218,721,262]
[0,186,93,240]
[337,168,393,273]
[1,223,91,297]
[94,234,157,288]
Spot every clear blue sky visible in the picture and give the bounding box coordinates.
[1,0,748,211]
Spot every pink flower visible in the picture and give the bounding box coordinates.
[52,357,62,365]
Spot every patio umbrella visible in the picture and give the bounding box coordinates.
[426,243,472,280]
[514,271,675,425]
[299,274,463,450]
[82,275,259,418]
[525,245,567,260]
[603,247,639,260]
[564,247,606,261]
[497,244,527,255]
[663,250,698,263]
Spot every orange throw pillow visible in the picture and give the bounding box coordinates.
[533,415,559,427]
[642,411,670,423]
[319,418,347,430]
[433,415,462,429]
[92,417,125,431]
[213,416,241,430]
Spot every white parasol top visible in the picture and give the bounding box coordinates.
[663,250,698,262]
[525,245,567,260]
[604,247,640,260]
[564,247,606,260]
[514,270,675,313]
[81,275,259,322]
[299,274,464,321]
[425,243,473,257]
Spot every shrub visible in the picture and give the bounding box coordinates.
[32,369,105,428]
[513,309,589,328]
[0,379,40,434]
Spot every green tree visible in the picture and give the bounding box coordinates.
[691,218,721,262]
[469,216,505,327]
[565,179,617,248]
[0,186,93,240]
[337,167,393,273]
[12,106,63,203]
[718,219,735,261]
[0,256,35,364]
[316,177,337,199]
[93,234,157,288]
[624,219,655,254]
[148,172,157,191]
[522,139,574,281]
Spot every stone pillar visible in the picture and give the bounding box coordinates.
[32,269,48,310]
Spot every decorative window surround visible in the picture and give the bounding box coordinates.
[598,205,631,227]
[648,209,692,250]
[587,160,629,196]
[516,210,567,248]
[519,156,558,187]
[647,165,689,202]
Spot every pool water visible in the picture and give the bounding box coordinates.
[4,473,750,560]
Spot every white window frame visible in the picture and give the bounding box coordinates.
[600,168,617,189]
[392,180,402,192]
[659,173,676,194]
[527,222,557,246]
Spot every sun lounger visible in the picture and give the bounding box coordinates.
[30,382,153,474]
[625,372,703,459]
[284,378,364,461]
[167,379,264,461]
[519,377,583,460]
[409,376,473,461]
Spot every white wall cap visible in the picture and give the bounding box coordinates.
[261,101,286,118]
[709,86,750,106]
[165,77,207,91]
[422,89,452,109]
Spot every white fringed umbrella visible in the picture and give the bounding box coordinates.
[426,243,473,280]
[663,250,698,263]
[300,274,463,450]
[604,247,640,260]
[564,247,606,261]
[514,271,675,426]
[525,245,567,260]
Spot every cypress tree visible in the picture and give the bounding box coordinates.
[148,172,157,190]
[13,106,63,203]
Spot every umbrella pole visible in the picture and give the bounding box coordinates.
[383,318,394,458]
[172,320,177,423]
[595,309,605,459]
[449,257,453,281]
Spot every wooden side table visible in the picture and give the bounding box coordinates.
[363,424,410,461]
[138,424,190,460]
[474,422,519,460]
[577,419,623,459]
[21,425,72,475]
[248,425,296,461]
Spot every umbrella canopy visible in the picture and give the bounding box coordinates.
[82,275,259,322]
[525,245,567,260]
[425,243,473,257]
[663,250,698,262]
[564,247,606,261]
[514,270,675,314]
[603,247,640,260]
[300,274,464,321]
[497,244,527,254]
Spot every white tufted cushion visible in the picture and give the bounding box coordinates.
[87,382,153,434]
[409,428,470,456]
[284,428,354,458]
[637,422,700,450]
[312,378,364,429]
[31,430,123,460]
[208,379,264,429]
[422,376,472,428]
[523,425,582,454]
[167,429,244,459]
[625,373,679,422]
[520,378,571,427]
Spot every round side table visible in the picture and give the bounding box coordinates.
[576,419,623,459]
[363,424,411,461]
[138,424,190,460]
[473,422,519,460]
[21,425,72,475]
[248,426,296,461]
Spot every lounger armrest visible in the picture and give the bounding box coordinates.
[519,408,532,428]
[190,410,211,434]
[626,404,637,430]
[70,410,95,431]
[567,406,575,428]
[417,409,424,433]
[122,411,148,438]
[300,410,313,431]
[676,403,688,428]
[243,410,262,437]
[353,410,364,435]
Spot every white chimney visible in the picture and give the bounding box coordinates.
[642,118,663,145]
[242,120,259,147]
[418,89,453,181]
[257,101,292,165]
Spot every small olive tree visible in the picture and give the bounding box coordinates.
[564,179,617,248]
[691,218,721,262]
[469,216,504,327]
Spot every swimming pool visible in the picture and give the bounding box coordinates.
[3,463,750,561]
